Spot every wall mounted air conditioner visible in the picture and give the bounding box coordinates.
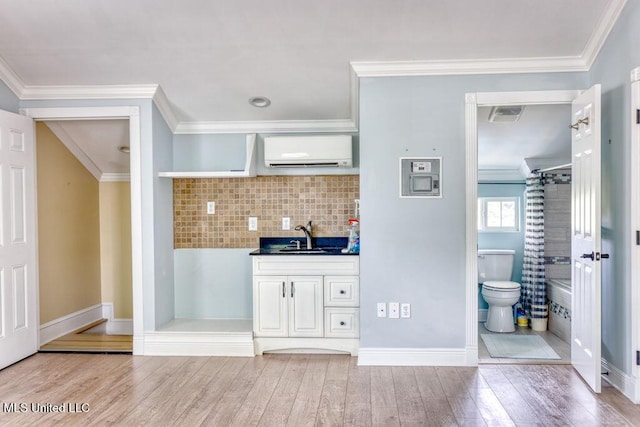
[264,135,352,168]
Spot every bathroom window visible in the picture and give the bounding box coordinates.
[478,197,520,232]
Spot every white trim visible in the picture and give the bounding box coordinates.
[174,118,358,135]
[602,357,638,403]
[582,0,629,69]
[39,303,103,345]
[357,347,470,366]
[465,93,479,363]
[0,55,25,97]
[100,173,130,182]
[254,338,359,356]
[43,121,102,181]
[630,66,640,403]
[143,331,254,357]
[19,84,158,101]
[152,85,179,133]
[351,56,588,78]
[100,303,133,335]
[465,90,578,367]
[21,106,144,355]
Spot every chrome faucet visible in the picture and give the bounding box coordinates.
[294,221,313,249]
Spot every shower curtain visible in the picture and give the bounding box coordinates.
[521,172,546,319]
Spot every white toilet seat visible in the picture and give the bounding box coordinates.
[482,280,520,291]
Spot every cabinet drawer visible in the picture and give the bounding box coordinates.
[324,276,359,306]
[324,308,359,338]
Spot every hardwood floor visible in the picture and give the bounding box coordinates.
[1,353,639,426]
[39,319,133,353]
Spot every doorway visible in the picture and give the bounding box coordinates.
[21,106,143,354]
[465,90,582,365]
[34,120,133,352]
[476,103,572,364]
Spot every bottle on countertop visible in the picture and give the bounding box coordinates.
[347,218,360,253]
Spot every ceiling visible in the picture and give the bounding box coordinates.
[0,0,626,173]
[478,104,571,179]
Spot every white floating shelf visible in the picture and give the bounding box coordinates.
[159,133,257,178]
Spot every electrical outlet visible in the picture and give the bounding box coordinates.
[248,217,258,231]
[389,302,400,318]
[282,217,291,230]
[207,201,215,215]
[377,303,387,318]
[401,303,411,318]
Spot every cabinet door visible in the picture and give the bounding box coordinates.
[253,276,288,337]
[289,276,323,337]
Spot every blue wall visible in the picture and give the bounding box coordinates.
[588,0,640,374]
[477,182,526,310]
[359,72,587,349]
[0,80,18,113]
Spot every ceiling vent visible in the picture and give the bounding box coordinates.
[488,105,525,123]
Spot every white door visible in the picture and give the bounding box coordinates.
[0,109,38,369]
[571,84,602,393]
[253,276,288,337]
[289,275,323,337]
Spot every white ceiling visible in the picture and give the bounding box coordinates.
[0,0,620,126]
[478,104,572,177]
[1,1,623,176]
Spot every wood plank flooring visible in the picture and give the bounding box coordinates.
[1,353,639,426]
[39,319,133,353]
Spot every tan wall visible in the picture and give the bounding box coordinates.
[174,175,360,248]
[99,182,133,319]
[36,122,102,324]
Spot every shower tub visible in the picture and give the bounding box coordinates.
[547,278,571,343]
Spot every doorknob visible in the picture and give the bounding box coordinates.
[580,252,595,260]
[569,122,579,130]
[600,253,610,259]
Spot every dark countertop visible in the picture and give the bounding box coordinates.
[249,237,359,256]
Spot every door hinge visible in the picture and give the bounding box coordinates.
[637,350,640,366]
[637,230,640,246]
[637,109,640,124]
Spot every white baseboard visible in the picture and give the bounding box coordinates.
[101,302,133,335]
[478,309,488,323]
[254,337,359,356]
[39,303,103,345]
[602,358,638,403]
[358,347,470,366]
[142,331,254,357]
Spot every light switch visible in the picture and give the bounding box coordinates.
[389,302,400,319]
[282,217,291,230]
[207,201,215,215]
[248,217,258,231]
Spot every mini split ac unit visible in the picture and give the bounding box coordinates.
[264,135,352,168]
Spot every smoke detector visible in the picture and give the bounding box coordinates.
[488,105,525,122]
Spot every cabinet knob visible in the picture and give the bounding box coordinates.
[340,321,346,326]
[340,290,346,295]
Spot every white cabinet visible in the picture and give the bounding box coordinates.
[252,255,359,355]
[253,275,323,338]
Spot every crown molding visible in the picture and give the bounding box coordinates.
[174,118,358,134]
[477,169,525,182]
[19,84,158,100]
[152,85,179,132]
[582,0,628,69]
[101,173,130,182]
[0,55,25,97]
[351,55,589,78]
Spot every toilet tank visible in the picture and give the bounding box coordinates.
[478,249,515,283]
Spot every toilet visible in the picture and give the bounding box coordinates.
[479,249,521,333]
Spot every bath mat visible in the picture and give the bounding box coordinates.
[481,334,561,359]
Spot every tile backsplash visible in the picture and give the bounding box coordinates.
[174,175,359,248]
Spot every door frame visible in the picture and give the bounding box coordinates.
[19,106,143,354]
[630,67,640,402]
[464,90,581,364]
